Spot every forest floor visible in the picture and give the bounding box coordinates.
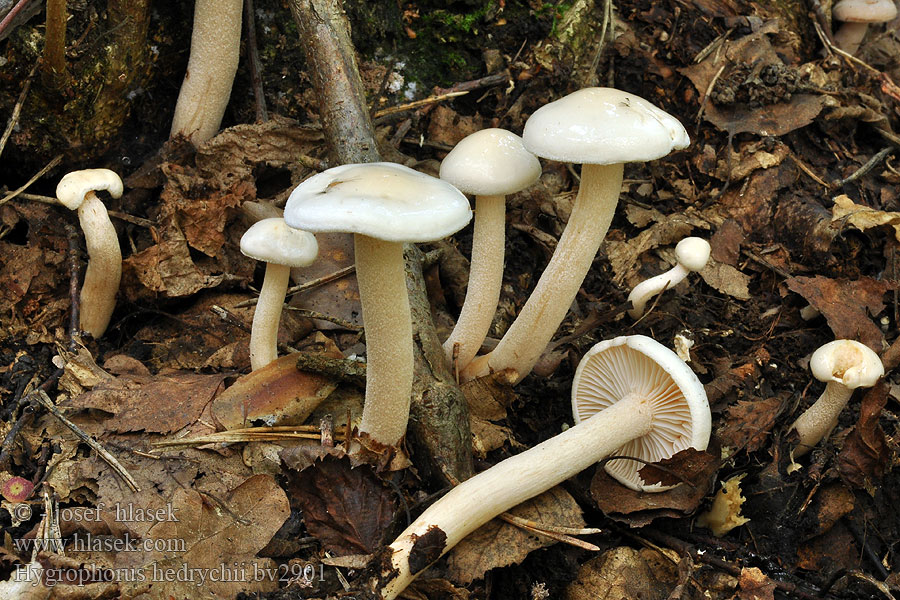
[2,0,900,598]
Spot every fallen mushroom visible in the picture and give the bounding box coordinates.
[284,162,471,447]
[790,339,883,457]
[240,218,319,371]
[56,169,124,338]
[377,335,710,598]
[170,0,243,145]
[627,237,711,319]
[831,0,897,55]
[462,88,690,383]
[439,128,542,370]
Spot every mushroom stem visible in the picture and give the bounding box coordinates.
[379,393,652,599]
[628,264,690,319]
[355,234,414,446]
[78,191,122,338]
[832,22,869,54]
[461,162,624,383]
[170,0,243,145]
[249,262,292,371]
[789,381,852,457]
[443,194,506,370]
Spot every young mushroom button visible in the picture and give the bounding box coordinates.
[284,162,472,447]
[376,335,710,599]
[790,340,883,457]
[439,128,542,371]
[462,88,690,384]
[56,169,124,338]
[240,218,318,371]
[627,237,711,319]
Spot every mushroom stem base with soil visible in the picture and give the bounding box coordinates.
[249,263,292,371]
[378,393,652,600]
[355,234,414,447]
[789,381,851,457]
[442,194,506,370]
[78,191,122,337]
[461,162,624,383]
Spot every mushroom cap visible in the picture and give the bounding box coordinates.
[833,0,897,22]
[240,218,319,267]
[522,87,690,165]
[1,476,33,502]
[57,169,124,210]
[284,162,472,243]
[674,237,711,272]
[571,335,711,491]
[439,128,542,196]
[810,340,884,389]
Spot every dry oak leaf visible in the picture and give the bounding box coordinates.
[717,396,785,453]
[564,546,677,600]
[443,486,586,585]
[831,194,900,242]
[116,474,289,600]
[738,567,776,600]
[785,275,889,351]
[838,382,889,492]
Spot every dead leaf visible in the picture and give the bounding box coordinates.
[699,259,751,301]
[832,194,900,243]
[838,382,888,491]
[718,396,784,453]
[737,567,775,600]
[564,546,677,600]
[710,219,744,266]
[785,276,889,351]
[461,373,517,456]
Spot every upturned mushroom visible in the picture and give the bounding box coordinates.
[627,237,711,319]
[240,218,319,371]
[170,0,243,145]
[377,335,710,598]
[831,0,897,55]
[462,88,690,383]
[790,339,883,457]
[56,169,124,338]
[284,163,471,447]
[439,128,542,370]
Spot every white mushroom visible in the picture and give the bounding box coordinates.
[56,169,124,338]
[462,88,690,384]
[439,128,541,371]
[284,163,471,447]
[377,335,710,599]
[627,237,711,319]
[240,218,318,371]
[831,0,897,55]
[790,339,883,457]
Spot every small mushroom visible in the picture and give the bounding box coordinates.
[284,163,471,447]
[627,237,711,319]
[1,477,34,503]
[462,88,690,383]
[832,0,897,55]
[240,218,318,371]
[56,169,124,338]
[439,128,542,370]
[170,0,243,145]
[378,335,710,598]
[790,339,883,457]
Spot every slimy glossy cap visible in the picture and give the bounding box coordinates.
[284,162,472,243]
[572,335,711,491]
[440,128,542,196]
[57,169,124,210]
[810,340,883,389]
[522,87,690,165]
[240,218,318,268]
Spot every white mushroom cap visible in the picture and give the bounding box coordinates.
[56,169,124,210]
[834,0,897,22]
[439,128,542,196]
[522,87,690,165]
[675,237,711,272]
[571,335,711,491]
[810,340,884,389]
[240,218,319,268]
[284,162,472,242]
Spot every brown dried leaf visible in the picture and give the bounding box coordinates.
[796,522,858,572]
[285,455,397,556]
[832,194,900,242]
[564,547,677,600]
[444,487,585,584]
[638,447,719,488]
[710,219,744,266]
[737,567,775,600]
[718,396,784,453]
[838,382,888,491]
[785,275,889,351]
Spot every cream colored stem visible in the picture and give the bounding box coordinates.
[355,235,414,446]
[789,382,852,457]
[832,22,868,55]
[461,163,624,383]
[78,192,122,338]
[443,195,506,370]
[249,262,291,371]
[627,263,689,319]
[170,0,243,145]
[379,393,652,599]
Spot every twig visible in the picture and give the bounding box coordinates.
[373,90,468,119]
[0,0,36,39]
[839,147,895,187]
[497,513,600,551]
[210,304,251,332]
[234,265,356,307]
[33,391,140,492]
[0,61,37,158]
[284,306,362,330]
[43,0,67,75]
[243,0,268,123]
[0,154,63,207]
[152,424,348,448]
[64,223,82,348]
